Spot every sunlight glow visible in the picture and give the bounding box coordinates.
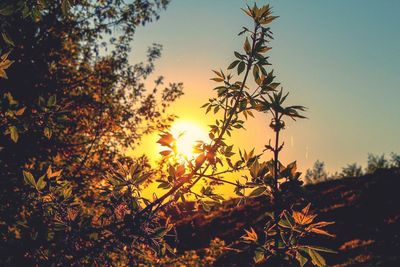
[169,120,209,160]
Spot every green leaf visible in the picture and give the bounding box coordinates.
[37,175,47,190]
[234,51,242,59]
[2,32,14,46]
[237,61,246,75]
[44,127,52,139]
[296,251,308,267]
[9,125,18,142]
[48,95,56,106]
[253,248,265,263]
[307,248,326,267]
[23,171,36,188]
[303,245,337,254]
[63,187,72,199]
[253,65,260,81]
[228,60,240,70]
[249,186,266,197]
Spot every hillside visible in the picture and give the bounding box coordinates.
[170,168,400,266]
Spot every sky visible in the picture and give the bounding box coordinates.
[130,0,400,175]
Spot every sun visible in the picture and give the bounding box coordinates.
[169,120,209,160]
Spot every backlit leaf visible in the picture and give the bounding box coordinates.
[249,186,266,197]
[23,171,36,188]
[9,125,18,142]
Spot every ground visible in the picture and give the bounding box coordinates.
[168,168,400,266]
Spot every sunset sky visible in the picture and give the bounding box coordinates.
[130,0,400,175]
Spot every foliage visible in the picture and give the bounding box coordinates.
[0,1,335,266]
[153,3,335,266]
[304,160,328,184]
[340,163,363,178]
[0,0,183,265]
[366,153,389,174]
[390,152,400,168]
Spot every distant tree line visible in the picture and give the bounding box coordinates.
[304,152,400,184]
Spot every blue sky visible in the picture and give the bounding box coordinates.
[131,0,400,173]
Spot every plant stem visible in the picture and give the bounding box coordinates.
[272,112,282,255]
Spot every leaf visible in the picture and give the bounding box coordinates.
[48,95,56,107]
[47,166,62,178]
[168,165,176,177]
[252,64,260,81]
[249,186,266,197]
[228,60,240,70]
[37,175,47,190]
[292,203,317,225]
[307,248,326,267]
[157,132,174,147]
[44,127,52,139]
[195,154,206,167]
[303,245,337,254]
[63,187,72,199]
[23,171,36,188]
[15,107,26,116]
[237,61,246,75]
[0,51,14,79]
[242,227,258,242]
[2,32,14,46]
[211,77,224,82]
[234,51,242,59]
[153,227,170,238]
[9,125,18,142]
[296,251,308,267]
[308,227,335,237]
[283,210,295,227]
[159,150,172,156]
[175,164,185,177]
[244,37,251,54]
[254,248,265,263]
[157,181,170,189]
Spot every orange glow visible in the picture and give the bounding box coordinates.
[167,120,209,161]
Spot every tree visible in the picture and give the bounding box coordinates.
[366,153,389,174]
[0,0,183,265]
[340,163,363,178]
[304,160,328,184]
[390,152,400,168]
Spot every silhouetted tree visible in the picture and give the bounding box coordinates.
[390,152,400,168]
[304,160,328,183]
[366,153,389,174]
[340,163,363,178]
[0,1,183,265]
